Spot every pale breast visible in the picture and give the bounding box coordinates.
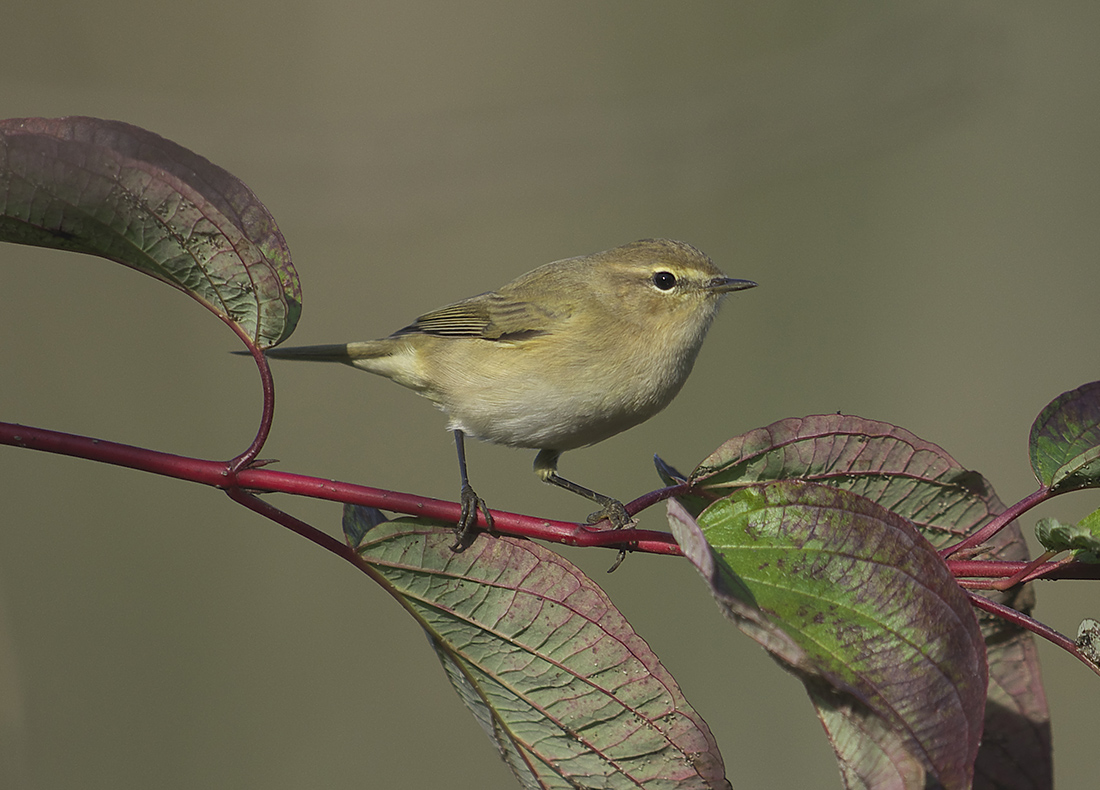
[424,331,701,450]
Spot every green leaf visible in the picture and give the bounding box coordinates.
[0,116,301,347]
[669,484,987,790]
[343,505,730,790]
[1029,381,1100,492]
[812,699,927,790]
[680,415,1050,785]
[1034,515,1100,558]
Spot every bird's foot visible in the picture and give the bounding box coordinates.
[452,484,493,552]
[584,500,635,572]
[585,499,635,530]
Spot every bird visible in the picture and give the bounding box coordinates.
[262,238,755,547]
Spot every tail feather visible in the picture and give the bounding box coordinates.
[263,341,387,363]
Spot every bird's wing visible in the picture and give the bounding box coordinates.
[395,290,564,341]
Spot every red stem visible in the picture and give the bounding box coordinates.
[966,591,1100,677]
[949,558,1100,581]
[225,486,354,560]
[223,321,275,472]
[9,418,1100,576]
[8,415,1100,674]
[941,487,1052,558]
[0,420,681,555]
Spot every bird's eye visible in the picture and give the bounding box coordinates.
[652,271,677,291]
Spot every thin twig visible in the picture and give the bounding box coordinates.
[967,591,1100,677]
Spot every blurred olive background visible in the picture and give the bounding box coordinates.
[2,2,1099,788]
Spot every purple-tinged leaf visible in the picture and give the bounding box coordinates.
[690,415,998,547]
[671,499,928,786]
[679,414,1051,785]
[971,595,1050,789]
[344,505,730,790]
[811,696,927,790]
[0,116,301,347]
[971,629,1051,790]
[1029,381,1100,493]
[670,484,987,789]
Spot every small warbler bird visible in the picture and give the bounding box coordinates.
[264,239,755,545]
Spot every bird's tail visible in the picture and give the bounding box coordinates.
[262,341,390,364]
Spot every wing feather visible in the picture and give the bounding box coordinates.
[393,291,561,340]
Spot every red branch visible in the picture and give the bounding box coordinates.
[941,487,1053,558]
[7,416,1100,666]
[0,420,681,556]
[967,591,1100,677]
[5,420,1099,581]
[948,558,1100,582]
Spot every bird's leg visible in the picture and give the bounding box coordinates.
[533,449,634,529]
[452,429,493,551]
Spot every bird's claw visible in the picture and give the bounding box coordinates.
[583,500,634,572]
[452,484,493,552]
[585,500,634,530]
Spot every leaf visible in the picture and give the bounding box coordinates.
[665,498,815,675]
[1035,515,1100,557]
[669,497,927,787]
[669,484,988,790]
[654,454,689,488]
[1029,381,1100,493]
[0,116,301,347]
[343,505,730,790]
[342,505,389,547]
[972,632,1052,790]
[679,413,1051,787]
[810,695,927,790]
[689,415,999,547]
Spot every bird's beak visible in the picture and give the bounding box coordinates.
[707,277,757,293]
